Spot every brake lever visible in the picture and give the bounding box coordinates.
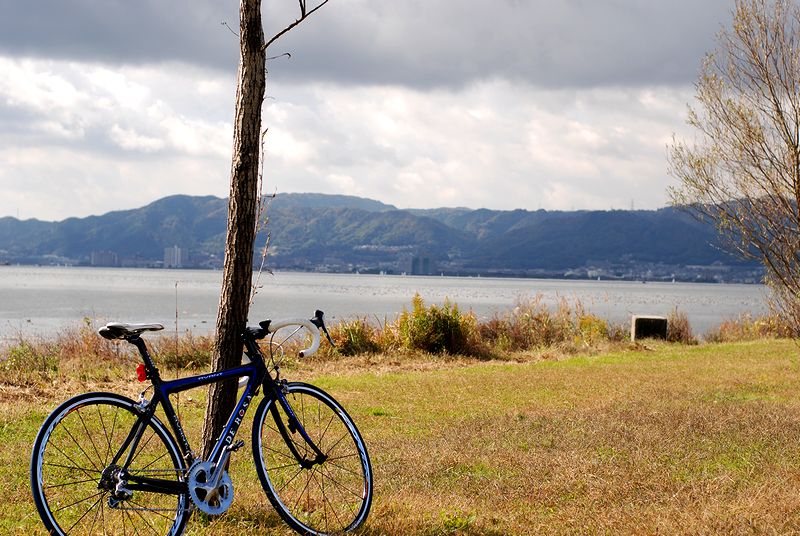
[311,310,335,347]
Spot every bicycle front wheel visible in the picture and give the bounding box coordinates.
[252,382,373,535]
[30,392,190,536]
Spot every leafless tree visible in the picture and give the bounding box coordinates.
[669,0,800,334]
[201,0,330,458]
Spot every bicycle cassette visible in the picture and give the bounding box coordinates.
[187,460,234,515]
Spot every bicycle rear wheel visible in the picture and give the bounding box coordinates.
[252,382,372,535]
[30,392,190,536]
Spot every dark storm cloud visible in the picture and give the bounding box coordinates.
[261,0,734,89]
[1,0,731,89]
[0,0,240,70]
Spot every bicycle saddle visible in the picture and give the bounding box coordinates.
[99,322,165,340]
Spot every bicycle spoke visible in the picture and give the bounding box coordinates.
[87,493,102,535]
[104,403,121,465]
[265,443,297,462]
[32,396,187,536]
[290,468,315,516]
[317,412,336,450]
[136,449,171,472]
[324,451,360,464]
[267,419,309,459]
[58,421,101,473]
[267,460,303,472]
[276,465,306,494]
[65,493,103,533]
[324,428,357,461]
[323,457,364,479]
[77,407,105,467]
[129,427,157,466]
[316,463,357,532]
[44,475,102,489]
[317,464,366,502]
[47,441,99,481]
[53,490,106,513]
[255,384,371,534]
[128,501,172,534]
[42,461,102,474]
[96,402,111,466]
[100,495,109,536]
[122,507,138,536]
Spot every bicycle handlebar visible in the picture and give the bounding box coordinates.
[269,318,321,358]
[246,310,334,358]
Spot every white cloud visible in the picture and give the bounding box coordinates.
[325,173,362,194]
[258,81,694,212]
[0,58,82,111]
[0,0,711,222]
[86,68,151,109]
[0,51,698,221]
[0,56,238,220]
[109,124,165,153]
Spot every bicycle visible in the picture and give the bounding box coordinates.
[30,310,373,536]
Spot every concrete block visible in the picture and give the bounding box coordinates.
[631,315,668,341]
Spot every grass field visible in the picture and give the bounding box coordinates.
[6,339,800,534]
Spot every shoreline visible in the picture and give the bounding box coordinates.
[0,266,770,339]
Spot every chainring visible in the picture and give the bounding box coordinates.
[187,460,234,515]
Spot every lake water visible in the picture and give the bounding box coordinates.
[0,266,769,339]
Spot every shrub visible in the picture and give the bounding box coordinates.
[56,318,129,362]
[0,339,58,376]
[326,318,381,356]
[480,296,604,351]
[606,321,630,342]
[395,294,483,356]
[667,308,696,344]
[151,331,214,369]
[576,313,609,345]
[705,313,792,342]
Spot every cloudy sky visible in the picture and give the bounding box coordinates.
[0,0,732,221]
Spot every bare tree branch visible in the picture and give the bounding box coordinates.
[221,20,240,38]
[669,0,800,334]
[267,52,292,61]
[263,0,330,51]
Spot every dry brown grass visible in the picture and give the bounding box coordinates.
[705,312,795,343]
[342,339,800,535]
[7,337,800,534]
[667,307,697,344]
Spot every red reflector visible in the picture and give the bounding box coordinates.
[136,363,147,382]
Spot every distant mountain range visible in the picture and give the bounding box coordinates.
[0,193,762,283]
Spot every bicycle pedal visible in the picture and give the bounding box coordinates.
[226,440,245,452]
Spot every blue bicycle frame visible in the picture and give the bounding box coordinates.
[110,331,325,496]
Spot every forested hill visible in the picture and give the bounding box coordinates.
[0,193,760,282]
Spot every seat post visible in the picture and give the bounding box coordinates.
[129,335,160,379]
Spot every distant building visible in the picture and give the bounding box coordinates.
[164,245,185,268]
[411,256,432,275]
[399,252,435,275]
[90,250,119,267]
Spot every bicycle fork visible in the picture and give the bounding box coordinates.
[269,388,328,468]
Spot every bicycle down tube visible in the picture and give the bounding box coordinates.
[119,330,329,491]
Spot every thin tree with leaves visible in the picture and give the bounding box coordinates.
[669,0,800,334]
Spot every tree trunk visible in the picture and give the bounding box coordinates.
[200,0,265,459]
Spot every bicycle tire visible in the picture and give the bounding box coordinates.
[30,392,191,536]
[252,382,373,535]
